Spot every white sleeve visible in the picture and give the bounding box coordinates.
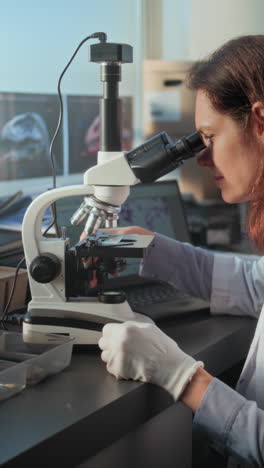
[211,253,264,318]
[140,233,214,301]
[193,377,264,466]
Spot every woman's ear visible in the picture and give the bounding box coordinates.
[251,102,264,136]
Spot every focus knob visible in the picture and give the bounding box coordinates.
[98,291,126,304]
[29,253,61,283]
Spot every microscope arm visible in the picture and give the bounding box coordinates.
[22,185,94,264]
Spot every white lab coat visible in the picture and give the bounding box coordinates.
[211,253,264,467]
[140,234,264,467]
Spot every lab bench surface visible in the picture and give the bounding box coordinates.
[0,313,256,468]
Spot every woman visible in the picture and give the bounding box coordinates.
[98,36,264,467]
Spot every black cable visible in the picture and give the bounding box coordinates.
[43,31,107,237]
[1,256,25,325]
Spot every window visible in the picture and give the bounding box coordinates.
[0,1,143,197]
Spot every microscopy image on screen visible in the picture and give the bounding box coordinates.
[120,196,175,239]
[0,93,62,180]
[118,180,191,244]
[67,95,133,174]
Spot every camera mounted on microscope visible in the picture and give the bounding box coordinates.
[89,41,133,152]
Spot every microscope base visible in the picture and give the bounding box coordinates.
[23,301,154,344]
[23,320,102,345]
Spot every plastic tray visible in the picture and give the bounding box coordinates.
[0,331,74,401]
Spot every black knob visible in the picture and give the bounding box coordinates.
[30,253,61,284]
[98,291,126,304]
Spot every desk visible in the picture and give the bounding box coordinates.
[0,313,256,468]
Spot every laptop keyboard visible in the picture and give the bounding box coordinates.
[122,282,210,321]
[124,282,190,308]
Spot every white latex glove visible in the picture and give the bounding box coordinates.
[98,321,204,401]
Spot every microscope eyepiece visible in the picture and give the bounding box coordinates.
[126,131,205,183]
[185,131,205,153]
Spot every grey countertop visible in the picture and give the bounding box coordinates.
[0,312,257,467]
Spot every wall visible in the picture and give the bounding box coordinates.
[1,1,141,95]
[162,0,264,61]
[162,0,190,60]
[189,0,264,59]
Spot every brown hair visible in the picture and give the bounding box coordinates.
[187,35,264,252]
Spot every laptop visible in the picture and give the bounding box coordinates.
[103,179,210,321]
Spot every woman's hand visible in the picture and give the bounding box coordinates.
[98,321,204,401]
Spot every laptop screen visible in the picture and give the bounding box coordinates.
[119,179,190,242]
[104,179,191,288]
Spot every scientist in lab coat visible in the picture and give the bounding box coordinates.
[97,35,264,467]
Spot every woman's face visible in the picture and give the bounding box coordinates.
[195,89,261,203]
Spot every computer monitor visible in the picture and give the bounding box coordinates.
[0,92,62,181]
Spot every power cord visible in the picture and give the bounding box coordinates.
[1,256,25,327]
[1,32,107,326]
[44,31,107,237]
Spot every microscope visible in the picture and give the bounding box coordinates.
[22,35,205,344]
